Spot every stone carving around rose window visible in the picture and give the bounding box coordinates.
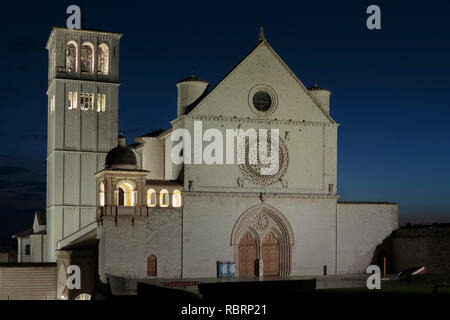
[238,132,289,185]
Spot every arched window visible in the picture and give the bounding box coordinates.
[147,189,156,207]
[172,189,182,207]
[159,189,169,207]
[25,244,30,255]
[99,182,105,206]
[98,43,109,75]
[81,42,94,73]
[75,293,92,300]
[116,181,136,207]
[66,41,78,72]
[147,254,157,276]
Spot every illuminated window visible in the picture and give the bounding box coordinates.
[81,42,94,73]
[80,93,94,111]
[98,43,109,75]
[147,189,156,207]
[99,182,105,206]
[97,93,106,112]
[75,293,92,300]
[50,95,55,113]
[68,92,78,110]
[159,189,169,207]
[66,41,77,72]
[172,189,182,207]
[116,181,136,207]
[51,49,56,77]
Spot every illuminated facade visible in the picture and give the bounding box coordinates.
[18,26,399,298]
[45,28,121,261]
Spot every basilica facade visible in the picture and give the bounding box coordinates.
[27,26,398,298]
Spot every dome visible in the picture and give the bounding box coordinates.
[105,134,138,169]
[307,83,330,92]
[176,74,208,84]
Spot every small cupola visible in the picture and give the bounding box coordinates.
[308,83,332,114]
[104,133,138,170]
[176,74,209,116]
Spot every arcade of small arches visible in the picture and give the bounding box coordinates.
[64,40,109,75]
[98,181,182,208]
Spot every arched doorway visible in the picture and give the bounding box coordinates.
[116,180,136,207]
[262,232,279,275]
[231,204,294,276]
[75,293,92,300]
[147,254,157,276]
[239,232,257,276]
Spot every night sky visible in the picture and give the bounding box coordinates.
[0,0,449,242]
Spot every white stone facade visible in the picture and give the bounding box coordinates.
[45,28,121,261]
[96,37,398,282]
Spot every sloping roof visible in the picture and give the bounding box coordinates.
[95,168,150,175]
[177,74,208,84]
[136,129,165,139]
[186,40,335,124]
[12,228,33,238]
[308,83,330,92]
[36,212,46,226]
[128,143,142,149]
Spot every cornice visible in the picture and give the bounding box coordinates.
[172,114,338,127]
[184,191,339,200]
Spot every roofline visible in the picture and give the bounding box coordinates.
[95,168,150,177]
[338,201,398,205]
[186,40,336,124]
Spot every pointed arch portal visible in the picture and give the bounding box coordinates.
[231,203,294,276]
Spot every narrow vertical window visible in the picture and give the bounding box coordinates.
[99,182,105,206]
[50,95,55,113]
[51,49,56,77]
[96,94,106,112]
[102,94,106,112]
[97,93,101,112]
[98,43,109,75]
[81,42,94,73]
[73,92,77,109]
[159,189,169,207]
[66,41,77,72]
[68,92,73,110]
[172,189,182,207]
[147,189,156,207]
[80,93,85,110]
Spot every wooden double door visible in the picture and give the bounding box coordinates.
[239,231,279,276]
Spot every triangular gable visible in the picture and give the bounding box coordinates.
[188,40,335,124]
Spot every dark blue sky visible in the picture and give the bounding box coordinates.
[1,0,449,242]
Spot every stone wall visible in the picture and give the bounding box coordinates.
[100,207,182,279]
[337,202,398,274]
[382,226,450,274]
[182,193,338,277]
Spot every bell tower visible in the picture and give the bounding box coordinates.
[45,27,122,261]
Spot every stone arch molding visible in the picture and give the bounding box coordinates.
[231,203,294,276]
